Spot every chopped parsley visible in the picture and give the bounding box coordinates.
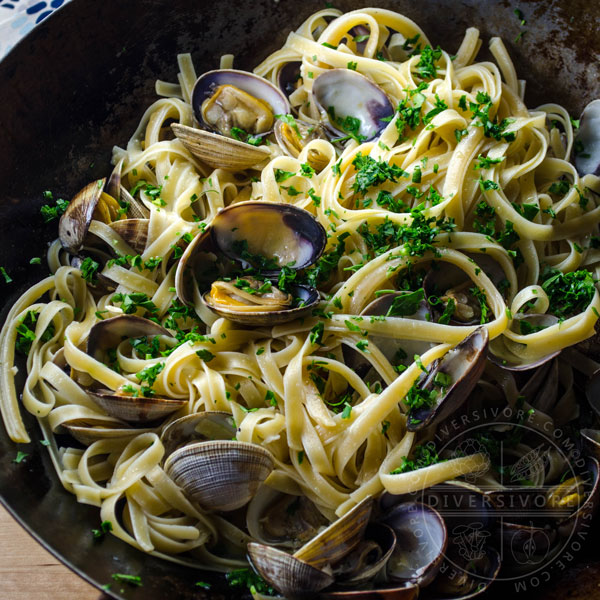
[541,268,596,318]
[225,568,274,595]
[111,574,142,587]
[351,153,406,195]
[92,520,113,539]
[391,441,444,474]
[40,190,69,223]
[16,311,55,355]
[79,256,100,284]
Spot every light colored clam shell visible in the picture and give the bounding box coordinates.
[59,178,106,253]
[164,440,274,511]
[64,424,152,445]
[247,542,335,598]
[110,218,149,255]
[88,389,185,424]
[171,123,270,171]
[293,496,373,569]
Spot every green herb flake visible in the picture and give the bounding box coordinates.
[111,574,142,587]
[13,451,28,463]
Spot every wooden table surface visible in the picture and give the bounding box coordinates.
[0,503,102,599]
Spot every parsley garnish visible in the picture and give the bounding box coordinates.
[391,441,444,474]
[541,268,596,318]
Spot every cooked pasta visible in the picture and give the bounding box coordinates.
[1,6,599,586]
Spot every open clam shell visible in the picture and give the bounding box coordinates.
[171,123,271,171]
[247,543,335,599]
[109,217,149,255]
[211,201,326,275]
[192,69,290,135]
[59,178,107,253]
[555,456,600,538]
[164,440,274,512]
[384,502,447,587]
[277,61,302,101]
[175,201,326,325]
[160,411,236,456]
[204,282,320,326]
[246,485,330,550]
[430,545,501,599]
[293,496,373,569]
[407,328,488,431]
[334,523,396,586]
[88,389,185,424]
[87,315,172,361]
[312,69,394,141]
[574,98,600,176]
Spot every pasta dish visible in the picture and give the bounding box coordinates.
[1,6,600,597]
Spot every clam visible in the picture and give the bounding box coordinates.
[175,201,327,326]
[87,314,172,361]
[319,583,419,600]
[172,69,290,171]
[171,123,270,171]
[246,485,329,550]
[334,523,397,586]
[293,496,373,569]
[59,162,148,255]
[384,502,447,587]
[59,177,113,253]
[87,389,185,424]
[406,327,489,431]
[160,411,236,456]
[273,118,330,171]
[430,545,501,599]
[574,98,600,176]
[555,457,600,538]
[85,315,184,422]
[312,69,394,142]
[277,61,302,101]
[246,496,373,598]
[109,218,149,254]
[247,543,335,599]
[164,440,274,512]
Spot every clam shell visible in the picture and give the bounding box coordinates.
[407,327,488,431]
[110,218,149,254]
[312,69,394,141]
[203,283,320,326]
[192,69,290,132]
[574,99,600,176]
[87,315,172,361]
[334,523,397,586]
[164,440,274,511]
[171,123,271,171]
[431,545,501,599]
[247,543,335,599]
[160,412,236,456]
[384,502,447,587]
[293,496,373,569]
[59,178,106,253]
[320,583,419,600]
[64,423,152,445]
[88,389,185,424]
[211,201,327,275]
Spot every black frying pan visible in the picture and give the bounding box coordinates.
[0,1,599,598]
